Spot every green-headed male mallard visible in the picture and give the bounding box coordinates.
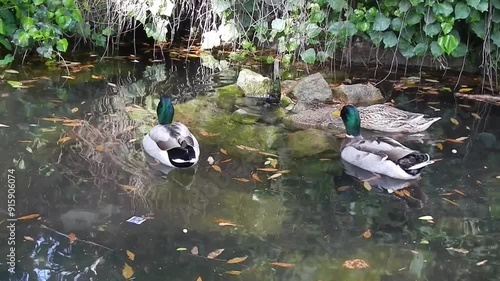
[339,104,434,180]
[333,104,440,133]
[142,97,200,168]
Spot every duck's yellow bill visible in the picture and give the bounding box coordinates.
[331,111,341,117]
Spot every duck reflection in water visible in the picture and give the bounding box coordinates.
[144,152,197,190]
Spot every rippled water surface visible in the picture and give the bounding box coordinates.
[1,56,500,281]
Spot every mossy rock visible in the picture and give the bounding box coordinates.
[231,108,261,124]
[287,128,335,158]
[214,84,245,111]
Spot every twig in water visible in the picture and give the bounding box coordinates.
[40,224,114,251]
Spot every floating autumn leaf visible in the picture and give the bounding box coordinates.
[71,107,79,113]
[199,130,220,137]
[362,229,371,238]
[450,118,459,125]
[227,256,248,264]
[122,263,134,279]
[221,158,232,163]
[476,260,488,266]
[17,214,40,220]
[454,189,466,196]
[233,178,250,182]
[225,271,241,276]
[363,181,372,191]
[271,262,294,268]
[471,113,481,120]
[236,145,260,151]
[319,158,332,161]
[342,259,370,269]
[207,248,224,259]
[337,186,350,191]
[24,236,34,241]
[418,215,434,221]
[4,69,19,74]
[436,143,444,150]
[126,250,135,261]
[57,136,72,144]
[61,75,76,80]
[446,247,469,255]
[95,145,105,152]
[251,173,262,182]
[458,87,473,93]
[211,165,222,173]
[443,198,459,206]
[267,173,282,180]
[91,74,105,79]
[402,189,411,197]
[196,277,202,281]
[41,117,66,122]
[68,232,77,244]
[258,151,278,157]
[119,184,135,192]
[191,246,199,255]
[220,148,228,155]
[257,167,278,172]
[176,247,187,251]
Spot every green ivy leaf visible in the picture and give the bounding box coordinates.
[300,48,316,64]
[477,0,488,12]
[491,29,500,48]
[306,23,322,38]
[56,38,68,52]
[399,39,415,58]
[316,51,329,63]
[328,21,357,38]
[309,9,326,23]
[407,11,422,26]
[437,34,459,54]
[468,9,481,22]
[466,0,480,9]
[454,3,470,19]
[399,0,411,12]
[0,54,14,66]
[383,31,398,47]
[63,0,74,7]
[16,31,30,47]
[271,19,286,32]
[441,20,454,35]
[0,19,5,35]
[0,36,12,50]
[451,42,468,57]
[423,22,441,36]
[433,3,453,16]
[373,13,391,31]
[357,22,371,32]
[327,0,347,12]
[368,30,384,45]
[493,0,500,9]
[424,11,436,24]
[430,41,444,57]
[409,0,423,5]
[413,43,428,56]
[471,19,485,38]
[391,18,403,31]
[36,45,53,58]
[21,17,34,31]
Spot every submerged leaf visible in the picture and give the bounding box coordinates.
[443,198,459,206]
[363,181,372,191]
[211,165,222,173]
[119,184,135,192]
[220,148,228,155]
[471,113,481,120]
[257,168,278,172]
[418,215,434,221]
[57,136,72,144]
[436,143,444,150]
[362,229,371,238]
[226,256,248,264]
[17,214,40,220]
[233,177,250,182]
[446,247,469,255]
[199,130,220,137]
[24,236,34,241]
[68,233,76,244]
[207,248,224,259]
[342,259,370,269]
[450,118,459,125]
[122,263,134,279]
[476,260,488,266]
[126,250,135,261]
[251,173,262,182]
[271,262,295,268]
[225,271,241,276]
[267,173,282,180]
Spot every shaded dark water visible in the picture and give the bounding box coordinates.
[0,56,500,281]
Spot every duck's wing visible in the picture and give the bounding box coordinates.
[148,125,181,151]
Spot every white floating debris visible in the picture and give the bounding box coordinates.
[452,149,457,154]
[183,228,188,233]
[0,123,9,128]
[207,156,214,165]
[418,216,434,221]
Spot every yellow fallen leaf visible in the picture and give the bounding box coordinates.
[225,271,241,276]
[220,148,228,155]
[24,236,34,241]
[454,189,466,196]
[61,75,76,80]
[235,145,260,151]
[342,259,370,269]
[362,229,371,238]
[233,178,250,182]
[226,256,248,264]
[41,117,66,122]
[219,222,241,227]
[251,173,262,182]
[17,214,40,220]
[476,260,488,266]
[95,145,105,152]
[257,168,278,172]
[71,107,79,113]
[199,130,220,137]
[319,158,332,161]
[91,74,104,79]
[68,232,76,244]
[267,173,282,180]
[57,136,72,144]
[436,143,444,150]
[126,250,135,261]
[471,113,481,120]
[119,184,135,192]
[443,198,459,206]
[122,263,134,279]
[458,87,473,93]
[363,181,372,191]
[337,186,350,191]
[211,165,222,173]
[207,248,224,259]
[271,262,295,268]
[221,158,232,163]
[196,277,202,281]
[450,118,459,125]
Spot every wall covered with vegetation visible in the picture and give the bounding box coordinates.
[0,0,498,68]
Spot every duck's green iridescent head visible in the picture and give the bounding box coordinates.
[340,104,361,137]
[157,96,174,125]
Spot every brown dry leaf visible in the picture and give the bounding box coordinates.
[62,121,81,127]
[267,173,282,180]
[68,233,77,244]
[219,222,241,227]
[362,229,371,238]
[61,75,76,80]
[233,178,250,182]
[450,118,459,125]
[436,143,444,150]
[119,184,135,192]
[443,198,459,206]
[17,214,40,220]
[196,277,202,281]
[271,262,295,268]
[251,173,262,182]
[257,168,278,172]
[476,180,482,185]
[126,250,135,260]
[446,138,464,144]
[471,113,481,120]
[277,170,291,174]
[454,189,466,196]
[91,74,104,79]
[221,158,232,163]
[57,136,72,144]
[394,190,405,197]
[337,186,350,191]
[439,192,454,196]
[122,263,134,279]
[225,271,242,276]
[402,189,411,197]
[476,260,488,266]
[95,144,105,152]
[207,248,224,259]
[220,148,228,155]
[71,107,79,113]
[199,130,220,137]
[319,158,332,161]
[259,151,278,157]
[24,236,34,241]
[458,87,473,93]
[211,165,222,173]
[41,117,66,122]
[268,158,278,168]
[446,247,469,255]
[363,181,372,191]
[227,256,248,264]
[191,246,199,255]
[236,145,260,151]
[342,259,370,269]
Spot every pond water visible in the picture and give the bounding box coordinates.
[0,56,500,281]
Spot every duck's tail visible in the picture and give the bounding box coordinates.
[398,152,434,175]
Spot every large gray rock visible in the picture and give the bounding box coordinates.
[332,84,383,105]
[283,106,344,134]
[291,73,332,113]
[236,68,272,97]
